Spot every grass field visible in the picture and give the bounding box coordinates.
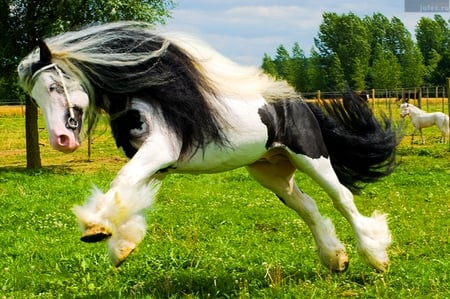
[1,103,449,298]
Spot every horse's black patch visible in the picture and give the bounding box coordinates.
[258,100,328,158]
[110,109,145,158]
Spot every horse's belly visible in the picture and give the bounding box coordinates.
[414,117,435,128]
[174,133,269,174]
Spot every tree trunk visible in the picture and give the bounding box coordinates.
[25,95,42,169]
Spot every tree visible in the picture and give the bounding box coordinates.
[261,53,277,78]
[385,17,411,58]
[415,15,450,85]
[371,44,401,89]
[273,45,291,79]
[364,13,390,67]
[433,49,450,84]
[306,48,325,92]
[325,54,346,91]
[289,42,308,92]
[2,0,175,169]
[315,12,370,89]
[400,41,425,87]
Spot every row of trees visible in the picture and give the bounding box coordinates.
[1,0,175,168]
[261,13,450,92]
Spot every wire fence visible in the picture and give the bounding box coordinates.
[303,86,450,115]
[1,86,449,116]
[0,99,24,105]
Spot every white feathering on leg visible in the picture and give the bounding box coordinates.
[102,181,160,228]
[355,211,392,272]
[72,187,114,232]
[107,214,148,266]
[72,181,160,265]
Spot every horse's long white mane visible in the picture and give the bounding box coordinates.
[159,30,297,101]
[18,22,297,101]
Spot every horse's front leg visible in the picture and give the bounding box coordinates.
[73,131,180,266]
[419,128,425,144]
[410,128,416,144]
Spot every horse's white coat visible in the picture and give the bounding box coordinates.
[400,103,450,144]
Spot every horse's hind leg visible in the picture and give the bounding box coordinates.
[246,155,349,272]
[287,150,391,272]
[440,117,449,143]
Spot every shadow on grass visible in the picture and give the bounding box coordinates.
[72,264,382,298]
[0,165,77,175]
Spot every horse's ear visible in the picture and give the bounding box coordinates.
[38,39,52,63]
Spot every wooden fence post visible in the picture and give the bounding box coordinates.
[447,78,450,149]
[447,78,450,114]
[417,87,422,108]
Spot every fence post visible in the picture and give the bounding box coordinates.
[447,78,450,149]
[371,89,375,110]
[447,78,450,115]
[417,87,422,108]
[88,135,91,162]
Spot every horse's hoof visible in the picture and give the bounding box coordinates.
[331,251,349,273]
[80,225,111,243]
[319,249,349,272]
[372,259,389,273]
[110,242,136,267]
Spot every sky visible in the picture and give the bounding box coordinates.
[161,0,449,66]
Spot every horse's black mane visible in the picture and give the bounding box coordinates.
[60,24,230,159]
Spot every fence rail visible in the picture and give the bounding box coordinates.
[301,86,448,100]
[0,99,23,105]
[2,86,449,115]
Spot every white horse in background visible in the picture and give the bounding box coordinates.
[400,103,450,144]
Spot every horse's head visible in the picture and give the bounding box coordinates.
[21,41,89,153]
[399,103,410,118]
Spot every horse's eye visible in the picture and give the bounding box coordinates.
[49,83,63,93]
[49,83,57,92]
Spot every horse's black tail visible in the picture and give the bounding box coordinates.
[307,92,399,192]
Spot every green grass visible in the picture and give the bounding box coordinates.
[1,109,450,298]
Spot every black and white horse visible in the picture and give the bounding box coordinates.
[18,22,397,272]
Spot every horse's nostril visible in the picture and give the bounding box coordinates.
[49,130,80,153]
[58,134,71,147]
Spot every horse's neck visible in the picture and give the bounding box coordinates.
[408,105,424,116]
